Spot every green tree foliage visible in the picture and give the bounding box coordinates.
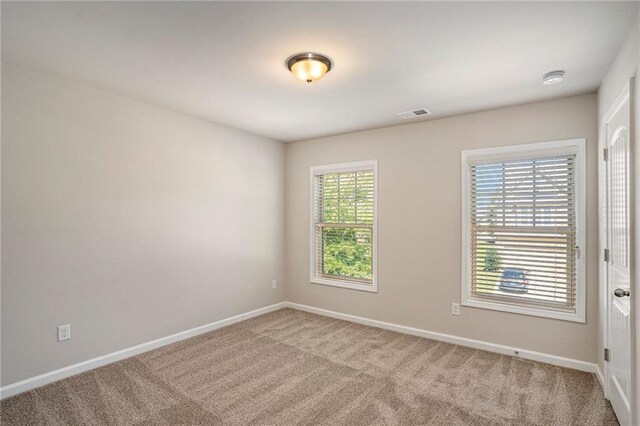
[322,228,372,279]
[319,171,374,281]
[483,246,500,271]
[483,204,501,272]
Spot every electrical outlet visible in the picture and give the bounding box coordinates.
[272,280,277,289]
[451,303,460,316]
[58,324,71,341]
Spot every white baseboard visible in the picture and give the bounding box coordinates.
[1,300,602,400]
[0,302,286,400]
[595,364,606,394]
[284,302,598,374]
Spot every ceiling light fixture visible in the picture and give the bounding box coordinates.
[542,70,565,85]
[286,52,333,83]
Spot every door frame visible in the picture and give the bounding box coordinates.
[599,78,636,422]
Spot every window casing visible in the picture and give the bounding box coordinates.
[310,160,377,292]
[461,139,586,322]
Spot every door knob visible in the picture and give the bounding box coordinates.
[613,288,630,298]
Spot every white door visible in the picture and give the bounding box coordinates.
[605,81,633,426]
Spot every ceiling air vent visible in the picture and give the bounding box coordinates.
[398,108,432,119]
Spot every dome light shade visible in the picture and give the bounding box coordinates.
[286,53,333,83]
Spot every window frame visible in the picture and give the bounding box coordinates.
[461,139,586,322]
[310,160,378,293]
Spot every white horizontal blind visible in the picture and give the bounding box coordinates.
[469,154,577,313]
[313,169,374,284]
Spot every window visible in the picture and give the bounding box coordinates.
[310,160,377,292]
[461,139,586,322]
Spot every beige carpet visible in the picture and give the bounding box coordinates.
[1,308,618,425]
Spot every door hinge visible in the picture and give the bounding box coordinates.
[604,348,610,362]
[603,148,608,162]
[604,248,610,262]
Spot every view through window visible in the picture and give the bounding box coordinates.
[463,140,585,321]
[311,162,376,291]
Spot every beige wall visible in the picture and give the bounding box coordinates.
[0,59,618,388]
[285,93,599,363]
[1,65,285,386]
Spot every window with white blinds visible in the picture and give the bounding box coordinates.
[462,140,586,322]
[310,160,377,292]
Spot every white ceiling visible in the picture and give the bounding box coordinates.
[2,2,636,142]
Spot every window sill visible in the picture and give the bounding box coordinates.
[311,277,377,293]
[462,298,585,323]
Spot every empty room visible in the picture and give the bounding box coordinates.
[1,1,639,425]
